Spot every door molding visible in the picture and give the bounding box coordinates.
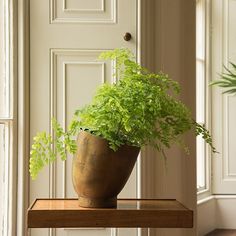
[17,0,30,235]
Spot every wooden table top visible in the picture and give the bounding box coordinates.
[27,198,193,228]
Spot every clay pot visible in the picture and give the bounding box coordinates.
[72,131,140,208]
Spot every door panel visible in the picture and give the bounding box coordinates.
[30,0,137,235]
[51,0,116,23]
[51,50,115,199]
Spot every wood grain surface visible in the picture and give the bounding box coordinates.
[27,199,193,228]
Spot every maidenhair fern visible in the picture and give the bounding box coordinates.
[30,48,216,179]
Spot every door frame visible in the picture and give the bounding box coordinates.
[17,0,30,235]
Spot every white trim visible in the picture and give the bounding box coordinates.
[197,187,212,202]
[50,49,114,200]
[197,195,215,205]
[204,0,213,195]
[6,0,18,235]
[136,2,148,236]
[136,0,141,202]
[63,0,105,12]
[111,228,118,236]
[214,195,236,199]
[50,0,117,24]
[136,1,154,236]
[17,0,30,236]
[197,0,213,198]
[197,194,236,206]
[0,0,18,235]
[0,118,14,123]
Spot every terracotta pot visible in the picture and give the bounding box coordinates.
[72,131,140,208]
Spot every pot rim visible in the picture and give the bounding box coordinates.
[78,129,140,150]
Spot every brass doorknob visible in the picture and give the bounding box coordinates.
[124,32,132,41]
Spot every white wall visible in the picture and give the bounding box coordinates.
[216,197,236,229]
[197,198,216,236]
[198,197,236,235]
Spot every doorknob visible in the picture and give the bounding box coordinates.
[124,32,132,41]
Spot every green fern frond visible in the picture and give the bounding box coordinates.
[210,62,236,95]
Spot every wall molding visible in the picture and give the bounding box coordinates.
[50,49,112,199]
[223,0,231,181]
[197,195,215,205]
[198,194,236,205]
[63,0,105,12]
[224,94,236,178]
[214,194,236,199]
[50,0,117,24]
[62,61,105,198]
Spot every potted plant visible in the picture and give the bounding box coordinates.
[210,62,236,94]
[30,48,216,208]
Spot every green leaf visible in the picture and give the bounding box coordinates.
[30,48,217,179]
[211,62,236,95]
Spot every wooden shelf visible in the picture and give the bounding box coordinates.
[27,199,193,228]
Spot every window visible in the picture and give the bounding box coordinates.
[196,0,206,191]
[196,0,211,193]
[0,1,9,234]
[0,0,16,235]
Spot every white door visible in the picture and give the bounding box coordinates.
[212,0,236,193]
[29,0,138,235]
